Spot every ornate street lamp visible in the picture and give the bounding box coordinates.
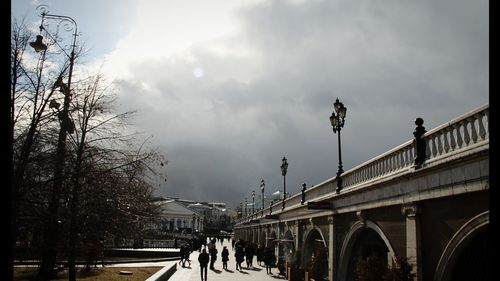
[280,157,288,210]
[329,98,347,193]
[31,5,80,279]
[244,197,248,217]
[260,179,265,211]
[252,190,255,213]
[192,213,196,233]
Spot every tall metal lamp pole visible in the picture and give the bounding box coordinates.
[329,98,347,193]
[30,5,79,279]
[280,157,288,210]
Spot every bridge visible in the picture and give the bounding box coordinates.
[233,104,489,281]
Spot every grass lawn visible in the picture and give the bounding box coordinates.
[14,266,162,281]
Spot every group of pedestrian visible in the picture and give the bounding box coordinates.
[196,237,277,281]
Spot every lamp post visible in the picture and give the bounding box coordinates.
[192,213,196,234]
[31,5,80,279]
[280,157,288,210]
[244,197,248,217]
[260,179,265,212]
[252,190,255,214]
[329,98,347,193]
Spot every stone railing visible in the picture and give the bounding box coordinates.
[236,104,489,225]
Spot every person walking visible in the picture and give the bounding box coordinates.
[245,243,255,268]
[256,244,264,266]
[235,244,245,271]
[209,246,218,270]
[198,249,209,281]
[264,247,276,275]
[221,246,229,270]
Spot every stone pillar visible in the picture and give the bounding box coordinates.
[328,216,336,281]
[402,203,422,281]
[294,220,300,252]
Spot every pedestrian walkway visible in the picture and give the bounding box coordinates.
[169,239,286,281]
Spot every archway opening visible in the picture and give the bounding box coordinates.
[346,228,389,281]
[279,230,295,269]
[449,226,489,281]
[303,229,328,281]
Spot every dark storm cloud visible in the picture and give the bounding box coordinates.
[114,0,488,208]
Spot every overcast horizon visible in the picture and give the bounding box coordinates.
[13,0,488,209]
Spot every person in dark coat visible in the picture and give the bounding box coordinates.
[256,244,264,266]
[245,243,255,268]
[221,246,229,270]
[209,246,218,270]
[264,247,276,274]
[198,249,209,281]
[235,244,245,271]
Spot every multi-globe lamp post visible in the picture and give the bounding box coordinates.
[252,190,255,213]
[329,98,347,193]
[260,179,265,213]
[280,157,288,210]
[30,5,80,279]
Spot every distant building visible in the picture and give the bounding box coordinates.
[144,198,203,236]
[148,196,236,235]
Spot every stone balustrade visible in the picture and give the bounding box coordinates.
[237,104,489,224]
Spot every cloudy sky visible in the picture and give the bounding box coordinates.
[13,0,488,208]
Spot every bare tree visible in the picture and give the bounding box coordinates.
[11,18,166,280]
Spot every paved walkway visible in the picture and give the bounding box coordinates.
[169,240,286,281]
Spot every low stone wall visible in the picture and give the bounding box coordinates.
[145,263,177,281]
[105,248,180,259]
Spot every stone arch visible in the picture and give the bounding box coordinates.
[434,211,489,281]
[338,220,396,281]
[281,229,295,265]
[302,225,328,280]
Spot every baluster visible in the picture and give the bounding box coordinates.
[470,117,478,143]
[436,132,443,156]
[391,154,396,171]
[476,113,486,141]
[443,129,450,153]
[425,136,431,159]
[429,134,437,158]
[485,110,489,140]
[393,152,399,170]
[456,122,464,149]
[449,125,457,151]
[403,147,410,167]
[391,154,395,172]
[463,120,471,146]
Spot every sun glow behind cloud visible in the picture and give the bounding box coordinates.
[102,0,255,80]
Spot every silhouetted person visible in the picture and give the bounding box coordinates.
[264,247,276,274]
[245,243,255,268]
[209,246,218,270]
[221,246,229,270]
[256,244,264,266]
[235,244,245,271]
[198,249,209,281]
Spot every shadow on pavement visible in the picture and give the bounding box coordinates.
[211,269,222,274]
[237,270,249,274]
[247,267,262,271]
[224,269,234,273]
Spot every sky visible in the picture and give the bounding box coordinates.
[12,0,489,209]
